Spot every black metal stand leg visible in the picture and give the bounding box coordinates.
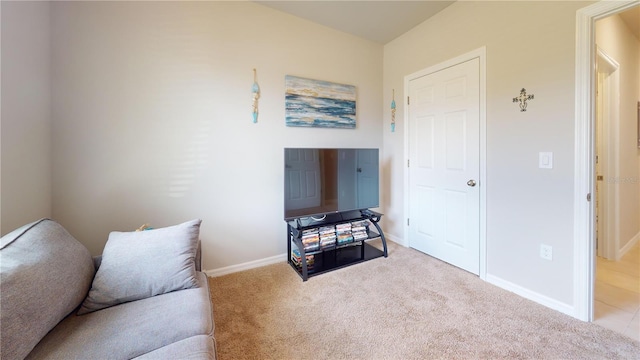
[287,225,292,264]
[288,223,309,281]
[370,220,388,257]
[300,246,309,281]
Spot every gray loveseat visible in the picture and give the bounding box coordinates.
[1,218,216,360]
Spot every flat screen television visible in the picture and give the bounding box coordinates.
[284,148,379,220]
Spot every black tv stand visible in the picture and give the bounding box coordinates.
[286,209,388,281]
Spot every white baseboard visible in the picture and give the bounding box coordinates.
[486,274,575,318]
[204,227,403,277]
[204,253,287,278]
[618,230,640,259]
[383,231,407,247]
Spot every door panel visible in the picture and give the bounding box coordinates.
[444,189,467,248]
[445,111,467,171]
[416,115,435,169]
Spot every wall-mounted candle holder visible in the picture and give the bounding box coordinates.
[252,69,260,123]
[391,89,396,132]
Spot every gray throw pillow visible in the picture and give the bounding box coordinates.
[78,219,202,315]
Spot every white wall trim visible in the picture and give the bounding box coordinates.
[204,229,406,277]
[478,48,487,282]
[486,274,575,317]
[403,46,487,280]
[204,253,287,278]
[574,0,638,322]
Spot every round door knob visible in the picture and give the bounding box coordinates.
[467,179,477,187]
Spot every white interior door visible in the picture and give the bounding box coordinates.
[408,58,480,275]
[595,70,606,257]
[595,48,620,260]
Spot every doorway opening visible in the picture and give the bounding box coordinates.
[575,0,639,339]
[591,10,640,341]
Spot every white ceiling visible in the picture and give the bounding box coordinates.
[256,1,638,45]
[255,1,455,44]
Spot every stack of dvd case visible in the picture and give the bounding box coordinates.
[351,220,369,241]
[319,225,336,249]
[336,223,353,245]
[301,228,320,251]
[291,248,314,271]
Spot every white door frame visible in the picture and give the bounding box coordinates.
[574,0,637,322]
[403,47,487,280]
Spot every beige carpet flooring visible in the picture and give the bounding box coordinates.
[208,241,640,359]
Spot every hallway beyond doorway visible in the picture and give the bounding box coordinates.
[594,241,640,340]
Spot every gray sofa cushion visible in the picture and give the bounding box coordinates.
[78,219,202,314]
[0,219,95,360]
[26,272,214,360]
[134,335,216,360]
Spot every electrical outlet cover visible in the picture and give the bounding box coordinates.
[540,244,553,260]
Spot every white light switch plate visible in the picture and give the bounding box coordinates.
[539,152,553,169]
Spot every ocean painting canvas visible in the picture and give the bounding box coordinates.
[285,75,356,128]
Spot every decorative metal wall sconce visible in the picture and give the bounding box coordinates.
[513,88,534,112]
[252,69,260,123]
[391,89,396,132]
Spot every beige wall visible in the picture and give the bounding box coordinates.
[596,13,640,254]
[1,1,52,235]
[50,2,383,268]
[383,1,592,307]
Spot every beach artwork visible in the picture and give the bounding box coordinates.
[285,75,356,128]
